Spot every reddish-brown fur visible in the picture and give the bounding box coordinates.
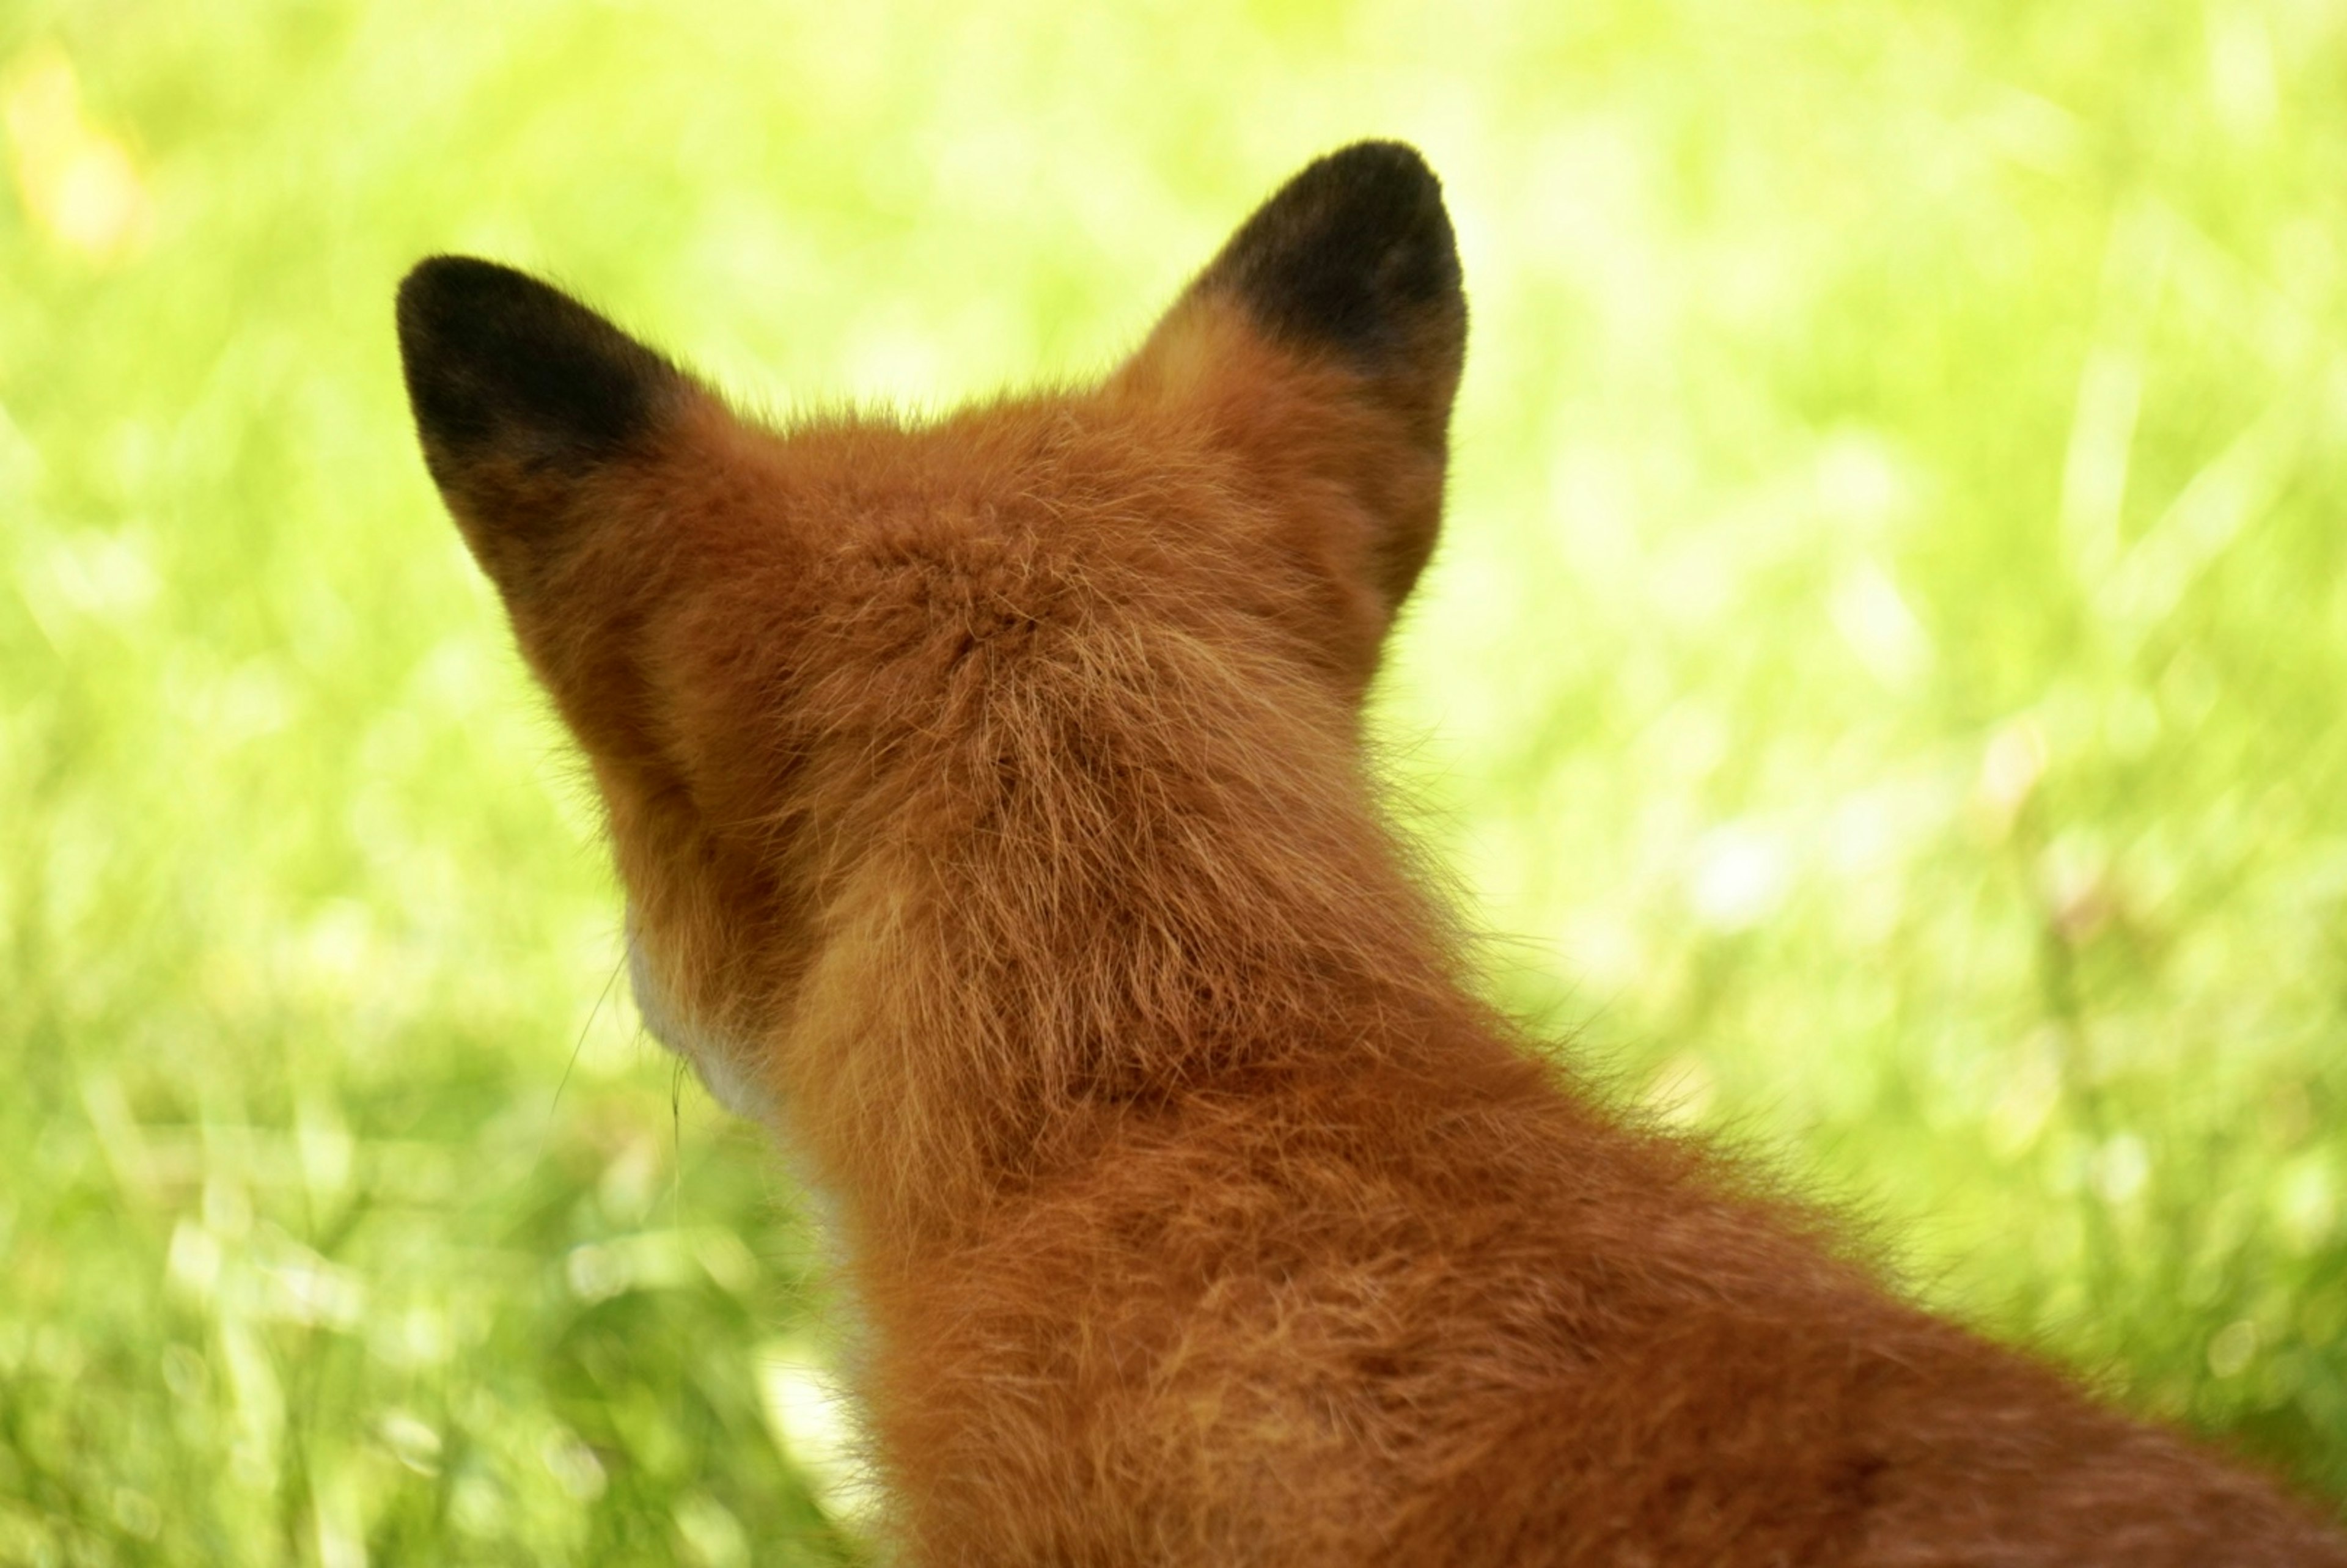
[399,146,2347,1564]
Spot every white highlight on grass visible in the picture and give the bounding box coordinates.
[2109,394,2301,640]
[2208,1317,2261,1379]
[2275,1157,2340,1255]
[166,1219,222,1302]
[312,1462,368,1568]
[1829,561,1931,690]
[1,46,152,261]
[1686,823,1791,933]
[1980,720,2048,817]
[2059,346,2143,582]
[2094,1132,2151,1207]
[2205,5,2279,143]
[540,1427,606,1501]
[260,1251,366,1331]
[565,1229,696,1303]
[674,1491,752,1567]
[378,1410,443,1477]
[1988,1031,2065,1160]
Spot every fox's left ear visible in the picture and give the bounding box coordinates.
[397,256,696,598]
[1119,141,1467,616]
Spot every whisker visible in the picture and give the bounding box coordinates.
[539,949,628,1166]
[672,1054,689,1226]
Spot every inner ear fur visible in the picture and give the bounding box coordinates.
[1121,141,1468,614]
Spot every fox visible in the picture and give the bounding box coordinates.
[396,142,2347,1565]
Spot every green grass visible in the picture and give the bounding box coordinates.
[3,1,2344,1561]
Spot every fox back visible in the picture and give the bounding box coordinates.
[397,143,2347,1565]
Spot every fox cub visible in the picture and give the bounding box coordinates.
[398,143,2346,1564]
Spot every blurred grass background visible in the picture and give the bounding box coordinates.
[3,0,2344,1561]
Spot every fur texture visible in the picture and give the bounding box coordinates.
[397,142,2347,1564]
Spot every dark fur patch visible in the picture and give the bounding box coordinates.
[395,257,678,482]
[1197,141,1464,370]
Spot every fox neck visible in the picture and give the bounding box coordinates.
[768,691,1476,1253]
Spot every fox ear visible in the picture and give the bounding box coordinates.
[395,256,689,594]
[1125,141,1467,614]
[1192,139,1464,414]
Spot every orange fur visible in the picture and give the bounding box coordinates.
[399,145,2347,1564]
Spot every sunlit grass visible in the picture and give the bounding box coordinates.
[2,1,2343,1561]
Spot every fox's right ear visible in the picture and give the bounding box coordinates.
[396,256,691,596]
[1117,142,1467,623]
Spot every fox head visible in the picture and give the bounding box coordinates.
[397,143,1467,1211]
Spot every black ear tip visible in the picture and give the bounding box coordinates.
[1202,140,1463,366]
[1296,138,1460,288]
[395,255,679,475]
[1308,139,1444,205]
[397,255,554,350]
